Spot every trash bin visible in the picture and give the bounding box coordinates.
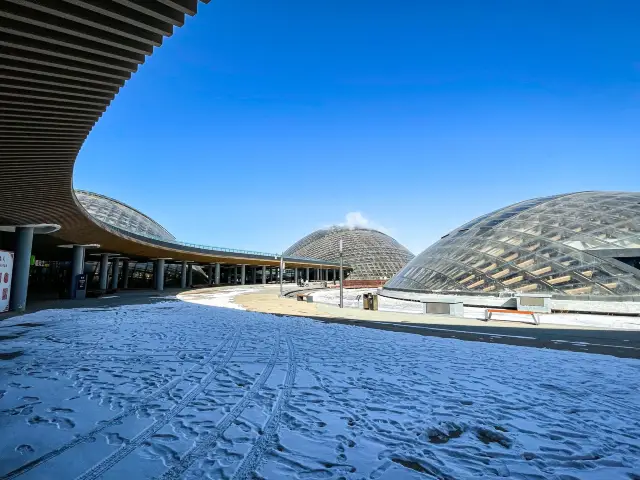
[362,293,378,310]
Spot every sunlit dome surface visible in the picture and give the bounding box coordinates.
[385,191,640,297]
[75,190,175,241]
[285,226,414,280]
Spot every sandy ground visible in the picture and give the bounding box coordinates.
[235,288,600,330]
[231,287,640,359]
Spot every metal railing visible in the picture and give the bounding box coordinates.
[98,221,348,267]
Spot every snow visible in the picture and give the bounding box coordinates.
[311,288,640,330]
[1,289,639,479]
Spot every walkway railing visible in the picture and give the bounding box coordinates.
[98,222,348,267]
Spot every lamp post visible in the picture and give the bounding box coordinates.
[339,238,344,308]
[279,254,284,297]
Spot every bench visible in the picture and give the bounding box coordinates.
[296,293,313,303]
[485,308,539,325]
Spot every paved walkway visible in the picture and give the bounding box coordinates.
[230,287,640,359]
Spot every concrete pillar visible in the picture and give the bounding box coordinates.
[215,263,221,284]
[262,266,267,284]
[180,261,187,289]
[252,267,257,284]
[98,253,109,291]
[306,267,310,282]
[70,245,85,299]
[187,264,193,287]
[156,259,165,291]
[241,264,246,285]
[9,226,34,312]
[111,258,120,289]
[294,268,298,284]
[122,260,130,289]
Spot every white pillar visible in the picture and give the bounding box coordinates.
[9,226,34,312]
[70,245,85,299]
[262,266,267,284]
[180,261,187,288]
[215,263,221,284]
[294,268,298,284]
[241,264,246,285]
[122,260,130,289]
[98,253,109,291]
[306,267,310,281]
[156,259,165,291]
[111,258,120,289]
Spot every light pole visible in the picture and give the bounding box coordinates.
[339,238,344,308]
[279,254,284,297]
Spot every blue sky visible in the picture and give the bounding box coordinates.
[75,0,640,255]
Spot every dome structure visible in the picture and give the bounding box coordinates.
[285,226,414,280]
[385,192,640,298]
[75,190,175,241]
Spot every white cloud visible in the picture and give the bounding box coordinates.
[339,211,390,234]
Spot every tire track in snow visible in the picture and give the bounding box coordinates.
[231,334,296,480]
[1,329,237,480]
[75,330,242,480]
[159,330,283,480]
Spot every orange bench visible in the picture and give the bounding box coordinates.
[485,308,539,325]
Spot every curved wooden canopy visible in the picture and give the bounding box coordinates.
[0,0,344,269]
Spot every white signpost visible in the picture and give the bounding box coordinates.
[0,250,14,312]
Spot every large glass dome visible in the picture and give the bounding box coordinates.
[75,190,175,241]
[385,192,640,297]
[285,226,414,280]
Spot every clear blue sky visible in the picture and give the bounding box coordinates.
[75,0,640,255]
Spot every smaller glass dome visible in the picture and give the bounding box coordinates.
[75,190,175,241]
[285,226,414,280]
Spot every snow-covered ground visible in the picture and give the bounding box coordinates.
[1,289,639,479]
[311,288,640,330]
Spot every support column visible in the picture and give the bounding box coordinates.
[111,258,120,290]
[294,268,298,284]
[70,245,85,299]
[122,260,130,289]
[156,259,165,291]
[98,253,109,291]
[207,264,213,285]
[306,267,310,282]
[180,261,187,288]
[235,266,239,284]
[215,263,221,285]
[252,267,257,284]
[9,226,34,312]
[241,264,246,285]
[262,266,267,284]
[187,264,193,287]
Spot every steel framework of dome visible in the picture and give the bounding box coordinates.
[75,190,175,242]
[385,191,640,298]
[285,226,414,280]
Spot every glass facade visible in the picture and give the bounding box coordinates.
[75,190,175,241]
[385,192,640,297]
[285,227,414,280]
